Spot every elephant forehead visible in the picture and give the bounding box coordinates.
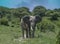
[30,16,35,21]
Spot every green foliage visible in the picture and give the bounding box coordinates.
[37,19,55,32]
[50,12,58,21]
[56,31,60,44]
[0,17,9,26]
[16,7,31,18]
[53,20,60,27]
[45,10,54,17]
[45,9,60,17]
[33,6,46,16]
[17,7,29,12]
[0,6,10,18]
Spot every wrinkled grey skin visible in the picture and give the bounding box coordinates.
[21,15,41,38]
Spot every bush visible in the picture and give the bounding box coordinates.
[37,20,55,32]
[11,25,14,27]
[50,14,58,21]
[0,17,9,26]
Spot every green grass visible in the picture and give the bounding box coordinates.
[0,25,21,44]
[0,17,60,44]
[0,25,59,44]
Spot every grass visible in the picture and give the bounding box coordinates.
[0,25,59,44]
[0,25,21,44]
[0,17,60,44]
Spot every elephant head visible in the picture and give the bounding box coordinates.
[29,15,41,29]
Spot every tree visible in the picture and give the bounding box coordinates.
[11,7,31,19]
[45,10,54,17]
[54,9,60,17]
[0,6,10,18]
[50,12,58,21]
[33,6,46,17]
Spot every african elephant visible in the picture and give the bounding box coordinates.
[20,15,42,38]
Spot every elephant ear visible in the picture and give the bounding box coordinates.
[35,15,42,23]
[22,15,30,23]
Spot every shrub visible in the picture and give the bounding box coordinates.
[11,25,14,27]
[0,17,9,26]
[50,14,58,21]
[37,20,55,32]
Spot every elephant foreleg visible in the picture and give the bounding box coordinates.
[26,29,29,38]
[29,28,31,38]
[32,29,35,38]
